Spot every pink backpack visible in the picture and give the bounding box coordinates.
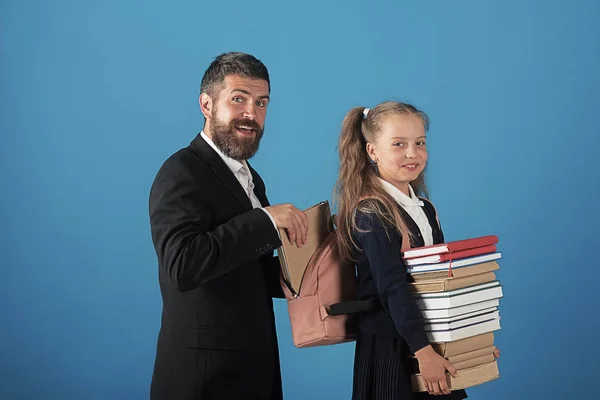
[280,214,411,348]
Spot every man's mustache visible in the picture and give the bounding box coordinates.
[231,118,262,133]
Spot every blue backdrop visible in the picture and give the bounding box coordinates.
[2,0,599,399]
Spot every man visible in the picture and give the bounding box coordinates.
[148,52,308,400]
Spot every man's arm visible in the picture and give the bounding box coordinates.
[149,159,282,292]
[263,254,286,299]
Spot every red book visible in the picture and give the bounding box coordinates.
[402,235,499,259]
[404,244,497,266]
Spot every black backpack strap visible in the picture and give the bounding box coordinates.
[326,299,379,316]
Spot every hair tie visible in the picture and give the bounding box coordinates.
[363,108,370,119]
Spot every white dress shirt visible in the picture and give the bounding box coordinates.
[200,131,278,231]
[378,178,434,246]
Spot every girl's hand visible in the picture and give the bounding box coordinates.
[414,345,458,395]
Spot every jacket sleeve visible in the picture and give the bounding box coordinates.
[264,255,286,299]
[355,211,430,353]
[149,158,282,292]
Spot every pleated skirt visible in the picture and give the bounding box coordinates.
[352,332,468,400]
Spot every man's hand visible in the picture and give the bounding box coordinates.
[265,204,308,248]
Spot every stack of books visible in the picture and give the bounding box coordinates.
[403,235,503,392]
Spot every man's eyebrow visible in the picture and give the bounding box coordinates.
[231,88,270,100]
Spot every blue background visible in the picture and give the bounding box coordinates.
[2,0,599,399]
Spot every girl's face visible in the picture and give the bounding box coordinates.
[366,113,428,194]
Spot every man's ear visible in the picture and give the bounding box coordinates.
[199,93,213,119]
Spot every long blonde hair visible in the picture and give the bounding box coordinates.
[333,101,430,262]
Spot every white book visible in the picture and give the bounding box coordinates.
[425,310,500,331]
[424,306,498,324]
[407,253,502,274]
[426,318,501,343]
[415,282,504,310]
[420,299,500,319]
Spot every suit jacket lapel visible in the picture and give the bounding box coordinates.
[190,133,253,211]
[247,162,270,207]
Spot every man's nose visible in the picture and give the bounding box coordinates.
[242,102,257,120]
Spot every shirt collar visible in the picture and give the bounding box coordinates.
[377,177,424,208]
[200,130,248,176]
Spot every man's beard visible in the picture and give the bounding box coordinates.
[209,111,264,161]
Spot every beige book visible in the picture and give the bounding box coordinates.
[411,261,499,282]
[410,272,496,293]
[408,346,497,374]
[412,361,500,392]
[431,332,495,357]
[277,201,331,295]
[447,345,496,363]
[452,353,496,370]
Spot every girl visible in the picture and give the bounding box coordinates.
[334,101,467,399]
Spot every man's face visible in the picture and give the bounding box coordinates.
[205,75,270,161]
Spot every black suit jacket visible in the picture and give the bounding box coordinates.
[149,133,284,400]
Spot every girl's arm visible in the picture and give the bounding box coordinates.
[355,210,430,353]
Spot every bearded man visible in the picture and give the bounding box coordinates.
[148,52,308,400]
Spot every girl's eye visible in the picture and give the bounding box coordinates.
[417,141,426,146]
[393,142,406,147]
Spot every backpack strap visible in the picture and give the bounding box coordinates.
[327,299,378,316]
